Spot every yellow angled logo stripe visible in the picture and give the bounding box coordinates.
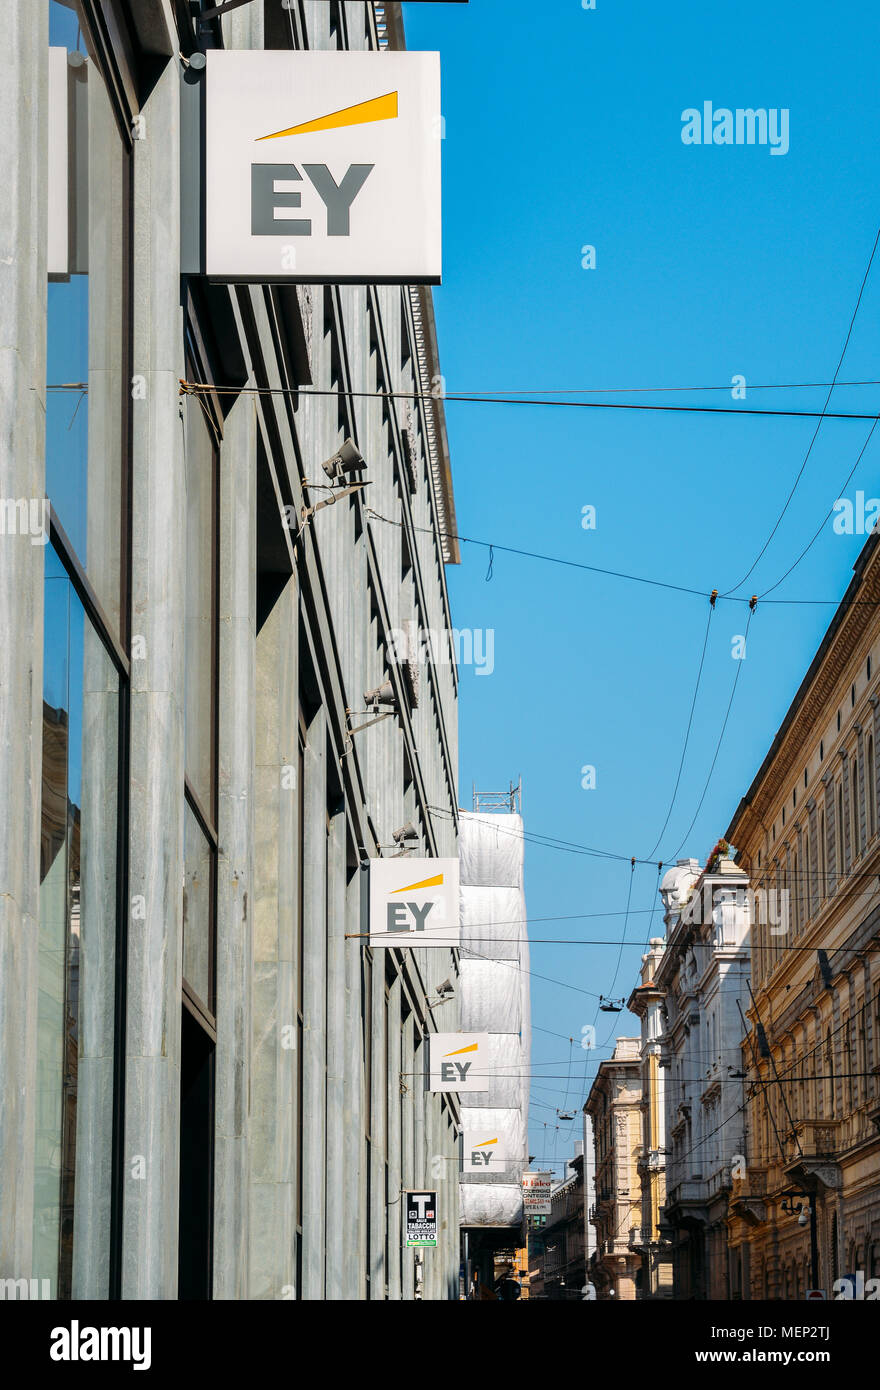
[444,1042,478,1057]
[391,874,443,894]
[257,91,398,141]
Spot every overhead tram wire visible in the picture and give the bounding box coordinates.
[665,606,755,862]
[758,411,880,599]
[720,219,880,598]
[179,379,880,422]
[368,510,880,610]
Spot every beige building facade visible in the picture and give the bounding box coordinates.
[585,1037,643,1299]
[726,535,880,1300]
[628,939,674,1298]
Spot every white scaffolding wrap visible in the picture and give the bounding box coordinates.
[459,1184,524,1228]
[459,813,524,889]
[458,811,530,1230]
[460,885,524,961]
[458,958,523,1033]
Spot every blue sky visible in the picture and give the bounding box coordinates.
[404,0,880,1174]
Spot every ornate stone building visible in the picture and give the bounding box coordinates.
[628,936,674,1298]
[725,534,880,1300]
[584,1037,643,1299]
[654,855,751,1299]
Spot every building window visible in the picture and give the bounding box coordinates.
[47,0,131,640]
[837,785,845,875]
[39,548,122,1298]
[851,757,861,860]
[869,735,877,838]
[40,0,133,1300]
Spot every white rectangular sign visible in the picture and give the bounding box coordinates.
[522,1171,553,1215]
[369,857,459,949]
[205,50,441,282]
[48,47,69,277]
[428,1033,489,1093]
[462,1128,508,1173]
[405,1191,438,1248]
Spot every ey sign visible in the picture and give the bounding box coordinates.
[428,1034,489,1094]
[205,50,441,282]
[461,1129,508,1173]
[369,858,459,949]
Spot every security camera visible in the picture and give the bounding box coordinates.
[322,438,365,483]
[798,1206,810,1227]
[436,979,454,997]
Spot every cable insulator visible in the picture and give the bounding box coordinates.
[749,595,758,612]
[709,589,718,607]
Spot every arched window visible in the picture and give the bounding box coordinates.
[852,757,861,858]
[793,853,799,933]
[869,734,876,838]
[820,809,826,894]
[838,785,845,874]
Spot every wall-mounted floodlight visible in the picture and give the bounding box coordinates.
[426,978,455,1011]
[346,682,399,739]
[392,821,419,847]
[364,681,396,711]
[322,438,365,483]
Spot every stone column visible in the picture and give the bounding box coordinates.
[370,945,388,1298]
[122,57,186,1299]
[250,574,297,1298]
[324,805,346,1299]
[0,0,47,1285]
[343,863,365,1299]
[385,970,402,1301]
[301,706,327,1297]
[213,390,256,1298]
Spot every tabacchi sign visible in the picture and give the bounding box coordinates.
[205,50,441,282]
[369,858,459,949]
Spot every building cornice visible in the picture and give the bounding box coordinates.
[727,535,880,849]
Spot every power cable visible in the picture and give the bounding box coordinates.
[180,379,880,422]
[666,607,755,860]
[758,413,880,598]
[369,508,880,609]
[647,602,716,858]
[720,220,880,595]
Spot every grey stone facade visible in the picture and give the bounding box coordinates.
[0,0,461,1301]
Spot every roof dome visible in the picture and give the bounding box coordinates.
[659,858,701,913]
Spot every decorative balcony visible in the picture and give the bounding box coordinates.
[782,1119,840,1163]
[782,1120,842,1193]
